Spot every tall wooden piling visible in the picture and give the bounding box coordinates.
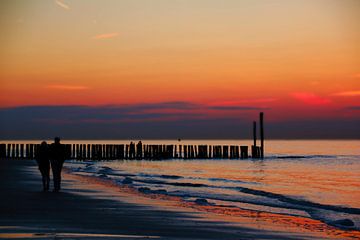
[260,112,264,158]
[253,121,257,147]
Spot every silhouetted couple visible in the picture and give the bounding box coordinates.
[35,137,66,192]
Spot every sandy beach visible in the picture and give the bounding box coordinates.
[0,160,359,240]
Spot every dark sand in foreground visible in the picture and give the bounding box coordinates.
[0,160,355,239]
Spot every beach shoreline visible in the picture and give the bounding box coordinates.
[0,160,359,239]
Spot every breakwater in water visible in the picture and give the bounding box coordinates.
[0,142,262,160]
[0,113,266,160]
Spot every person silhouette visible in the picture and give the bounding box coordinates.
[35,141,50,192]
[50,137,66,192]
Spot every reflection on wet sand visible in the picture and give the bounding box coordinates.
[68,171,360,239]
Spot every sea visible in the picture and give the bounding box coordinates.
[3,139,360,230]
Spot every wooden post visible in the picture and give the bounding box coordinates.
[90,144,94,160]
[110,144,114,159]
[93,144,96,160]
[15,144,19,159]
[223,146,228,159]
[81,144,84,160]
[0,144,6,159]
[253,121,257,149]
[71,144,74,159]
[77,144,80,160]
[240,146,248,159]
[125,145,129,159]
[260,112,264,158]
[87,144,90,160]
[20,144,24,159]
[95,145,99,160]
[97,144,101,160]
[29,144,34,159]
[144,145,148,159]
[82,144,86,160]
[119,144,124,159]
[7,144,11,159]
[11,144,14,159]
[230,146,234,158]
[25,144,29,159]
[102,144,105,159]
[106,145,110,159]
[92,145,95,160]
[114,145,118,159]
[80,144,83,160]
[174,145,177,158]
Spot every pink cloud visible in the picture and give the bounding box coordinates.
[291,92,331,105]
[93,32,119,40]
[331,91,360,97]
[45,85,89,91]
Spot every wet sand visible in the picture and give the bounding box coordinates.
[0,160,358,239]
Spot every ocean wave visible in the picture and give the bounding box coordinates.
[236,186,360,215]
[274,155,337,159]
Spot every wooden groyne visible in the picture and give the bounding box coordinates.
[0,143,253,160]
[0,113,265,161]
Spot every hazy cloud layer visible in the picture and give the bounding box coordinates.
[0,103,359,139]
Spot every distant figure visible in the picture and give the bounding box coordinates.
[50,137,66,192]
[136,141,143,159]
[35,141,50,192]
[129,141,135,159]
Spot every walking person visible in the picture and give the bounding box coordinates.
[50,137,66,192]
[35,141,50,192]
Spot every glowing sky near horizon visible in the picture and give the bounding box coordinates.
[0,0,359,122]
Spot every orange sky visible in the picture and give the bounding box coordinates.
[0,0,359,121]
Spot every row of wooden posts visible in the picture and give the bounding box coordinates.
[0,143,263,160]
[0,113,265,160]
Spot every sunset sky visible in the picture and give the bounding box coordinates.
[0,0,359,139]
